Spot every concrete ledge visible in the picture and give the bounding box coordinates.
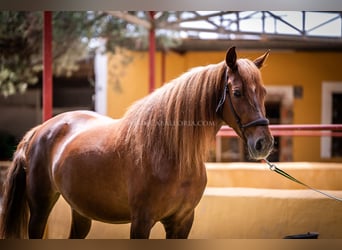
[41,162,342,239]
[205,162,342,190]
[193,187,342,239]
[46,187,342,239]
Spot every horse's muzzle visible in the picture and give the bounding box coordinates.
[247,134,274,160]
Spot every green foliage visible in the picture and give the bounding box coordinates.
[0,11,181,97]
[0,12,42,96]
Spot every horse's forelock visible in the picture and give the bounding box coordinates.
[236,59,265,107]
[237,59,262,86]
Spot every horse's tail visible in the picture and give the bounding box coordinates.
[0,126,38,239]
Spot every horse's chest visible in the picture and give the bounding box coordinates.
[180,175,207,200]
[160,173,207,210]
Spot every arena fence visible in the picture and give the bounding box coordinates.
[217,124,342,137]
[215,124,342,161]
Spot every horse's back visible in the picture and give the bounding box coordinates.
[34,110,117,171]
[48,110,115,128]
[28,110,114,162]
[35,111,131,222]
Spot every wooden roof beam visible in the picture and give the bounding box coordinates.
[106,11,151,29]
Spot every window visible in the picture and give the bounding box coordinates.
[332,93,342,157]
[321,82,342,158]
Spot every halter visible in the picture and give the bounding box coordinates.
[216,69,269,130]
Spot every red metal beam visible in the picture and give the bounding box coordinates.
[148,11,155,93]
[217,124,342,137]
[43,11,53,121]
[269,124,342,131]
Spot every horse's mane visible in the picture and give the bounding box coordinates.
[116,61,227,177]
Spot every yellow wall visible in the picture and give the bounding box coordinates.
[46,162,342,239]
[106,49,342,162]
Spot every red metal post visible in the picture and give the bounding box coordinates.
[161,49,166,85]
[43,11,53,121]
[149,11,155,93]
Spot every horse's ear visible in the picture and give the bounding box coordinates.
[254,49,270,69]
[225,46,237,71]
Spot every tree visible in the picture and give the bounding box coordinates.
[0,11,181,97]
[0,12,42,96]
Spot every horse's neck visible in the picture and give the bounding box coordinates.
[214,119,224,134]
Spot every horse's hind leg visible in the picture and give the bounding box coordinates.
[27,192,60,238]
[69,209,92,239]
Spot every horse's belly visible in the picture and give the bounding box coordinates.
[52,134,131,223]
[58,172,132,223]
[71,196,132,224]
[68,180,131,222]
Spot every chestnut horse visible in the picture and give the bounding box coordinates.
[0,47,273,239]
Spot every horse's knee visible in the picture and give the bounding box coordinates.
[69,209,92,239]
[130,215,155,239]
[162,211,194,239]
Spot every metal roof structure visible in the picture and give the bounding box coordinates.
[109,11,342,51]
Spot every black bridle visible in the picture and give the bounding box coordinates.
[216,69,269,130]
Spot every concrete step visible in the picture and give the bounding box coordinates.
[205,162,342,190]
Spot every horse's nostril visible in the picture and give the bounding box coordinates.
[255,138,264,152]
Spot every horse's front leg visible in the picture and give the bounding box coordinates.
[161,210,195,239]
[130,213,155,239]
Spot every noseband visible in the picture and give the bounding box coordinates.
[216,69,269,130]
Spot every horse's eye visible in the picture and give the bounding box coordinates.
[233,90,242,98]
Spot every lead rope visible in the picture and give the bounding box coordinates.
[263,158,342,202]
